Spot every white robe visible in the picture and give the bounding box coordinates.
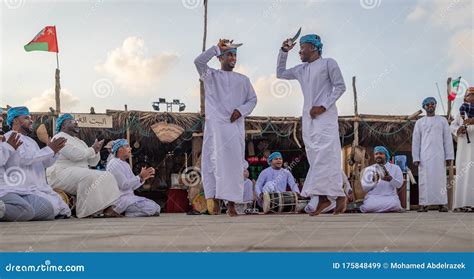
[412,115,454,205]
[360,163,403,213]
[4,132,71,217]
[277,50,346,197]
[450,113,474,209]
[195,46,257,203]
[46,132,120,218]
[107,158,160,217]
[305,171,352,213]
[0,142,31,197]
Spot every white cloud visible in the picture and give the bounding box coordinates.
[406,5,427,21]
[446,28,473,74]
[252,74,303,116]
[95,36,179,95]
[25,88,80,112]
[406,0,472,73]
[406,0,471,29]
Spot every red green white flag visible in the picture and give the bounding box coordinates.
[24,26,59,53]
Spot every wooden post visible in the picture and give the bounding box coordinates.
[199,0,208,116]
[55,68,61,113]
[447,77,453,123]
[351,76,365,201]
[125,105,132,168]
[446,77,455,210]
[352,76,359,146]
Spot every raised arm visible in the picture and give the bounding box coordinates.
[0,143,15,167]
[320,58,346,110]
[107,160,143,191]
[276,50,300,80]
[389,165,404,189]
[194,45,220,80]
[58,139,96,162]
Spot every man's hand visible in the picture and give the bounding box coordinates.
[381,175,393,182]
[6,132,23,150]
[230,109,242,123]
[457,126,467,136]
[463,118,474,125]
[413,161,420,167]
[91,139,105,153]
[310,106,326,119]
[218,39,233,52]
[139,167,155,182]
[281,39,296,52]
[48,137,67,154]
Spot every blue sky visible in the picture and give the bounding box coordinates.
[1,0,472,116]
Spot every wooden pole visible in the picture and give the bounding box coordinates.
[55,68,61,113]
[351,76,364,201]
[446,77,455,210]
[447,77,453,123]
[125,105,132,168]
[352,76,359,146]
[199,0,208,116]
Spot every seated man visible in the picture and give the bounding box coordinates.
[4,107,71,219]
[255,152,300,205]
[360,146,403,213]
[304,171,353,215]
[107,139,160,217]
[46,114,120,218]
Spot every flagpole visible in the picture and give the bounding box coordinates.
[54,25,61,113]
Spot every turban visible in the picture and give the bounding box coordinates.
[218,48,237,57]
[267,152,282,165]
[243,160,249,170]
[7,106,29,127]
[300,34,323,54]
[374,146,391,162]
[112,139,129,154]
[422,97,437,108]
[56,113,74,133]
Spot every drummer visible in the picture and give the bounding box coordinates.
[255,152,300,206]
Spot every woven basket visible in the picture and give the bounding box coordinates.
[151,122,184,143]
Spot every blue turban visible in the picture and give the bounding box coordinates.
[218,48,237,57]
[422,97,437,108]
[300,34,323,54]
[374,146,391,162]
[267,152,282,165]
[112,139,129,154]
[7,106,29,127]
[56,113,74,133]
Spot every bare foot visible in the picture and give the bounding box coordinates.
[227,202,238,217]
[213,199,220,215]
[310,196,331,216]
[334,196,347,215]
[103,206,122,217]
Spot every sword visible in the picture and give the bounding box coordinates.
[285,27,302,48]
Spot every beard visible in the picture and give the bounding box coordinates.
[375,156,386,165]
